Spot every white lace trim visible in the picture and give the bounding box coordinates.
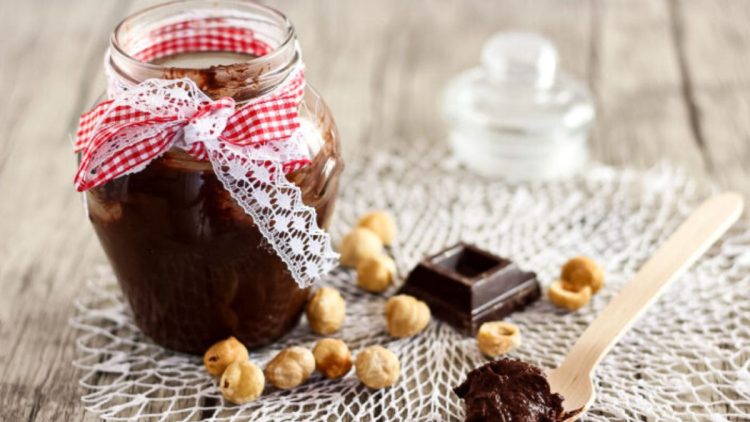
[207,141,339,283]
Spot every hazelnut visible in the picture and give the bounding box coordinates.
[339,227,383,267]
[306,287,346,335]
[220,360,265,404]
[384,294,431,338]
[312,338,353,379]
[357,211,397,245]
[548,280,592,311]
[355,345,400,389]
[264,346,315,389]
[203,336,250,377]
[476,321,521,357]
[357,254,396,293]
[561,256,604,293]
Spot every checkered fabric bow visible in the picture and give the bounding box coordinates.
[73,68,308,191]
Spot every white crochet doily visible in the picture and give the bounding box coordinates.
[72,143,750,421]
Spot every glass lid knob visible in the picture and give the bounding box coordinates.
[480,31,559,89]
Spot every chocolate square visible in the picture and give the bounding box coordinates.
[399,243,541,335]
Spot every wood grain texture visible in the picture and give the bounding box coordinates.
[0,0,747,420]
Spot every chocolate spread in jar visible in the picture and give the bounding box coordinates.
[454,358,570,422]
[87,51,343,354]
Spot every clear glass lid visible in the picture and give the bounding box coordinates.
[443,32,594,136]
[442,32,595,180]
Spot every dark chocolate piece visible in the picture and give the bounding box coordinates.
[399,243,540,335]
[453,358,567,422]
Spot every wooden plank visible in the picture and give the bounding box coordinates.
[0,0,748,421]
[0,1,130,421]
[588,0,708,178]
[670,0,750,201]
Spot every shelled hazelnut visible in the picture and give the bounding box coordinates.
[357,254,396,293]
[312,338,353,379]
[339,227,383,268]
[220,360,265,404]
[203,336,250,377]
[264,346,315,389]
[306,287,346,335]
[476,321,521,357]
[548,280,592,311]
[357,210,397,245]
[355,345,400,389]
[561,256,604,293]
[385,294,431,338]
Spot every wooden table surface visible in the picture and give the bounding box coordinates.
[1,0,748,420]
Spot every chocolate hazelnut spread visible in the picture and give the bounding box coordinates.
[453,358,568,422]
[85,3,344,354]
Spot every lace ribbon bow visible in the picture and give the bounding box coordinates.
[73,68,339,287]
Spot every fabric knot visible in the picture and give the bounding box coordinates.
[183,98,236,149]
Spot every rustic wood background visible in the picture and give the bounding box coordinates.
[1,0,748,420]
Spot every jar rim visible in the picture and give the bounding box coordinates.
[108,0,298,94]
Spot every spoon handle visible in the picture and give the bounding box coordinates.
[559,192,744,377]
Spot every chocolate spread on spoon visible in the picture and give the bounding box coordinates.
[454,358,573,422]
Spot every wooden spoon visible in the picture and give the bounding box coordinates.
[547,192,744,420]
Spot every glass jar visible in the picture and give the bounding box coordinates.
[442,32,594,181]
[84,0,343,354]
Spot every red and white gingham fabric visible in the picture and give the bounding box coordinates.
[73,20,307,191]
[132,18,273,63]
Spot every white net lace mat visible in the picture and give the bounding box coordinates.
[72,144,750,421]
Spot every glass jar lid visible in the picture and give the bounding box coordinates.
[442,32,595,180]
